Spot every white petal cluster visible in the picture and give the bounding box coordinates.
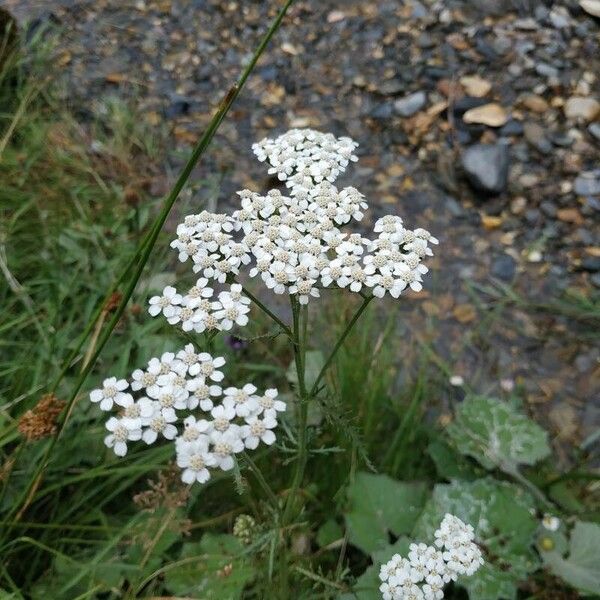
[168,129,437,309]
[379,514,483,600]
[252,128,359,189]
[149,279,250,334]
[89,344,284,485]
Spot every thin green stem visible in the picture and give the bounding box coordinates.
[281,297,308,525]
[309,296,373,397]
[238,282,292,339]
[4,0,295,530]
[241,452,279,509]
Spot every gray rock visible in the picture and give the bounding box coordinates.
[574,172,600,196]
[588,122,600,141]
[491,254,517,282]
[461,144,510,194]
[535,62,560,78]
[592,273,600,288]
[581,256,600,272]
[524,122,553,154]
[394,91,426,117]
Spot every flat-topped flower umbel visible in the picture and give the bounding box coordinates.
[160,128,438,337]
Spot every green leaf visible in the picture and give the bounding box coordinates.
[427,439,482,481]
[339,564,380,600]
[164,533,255,598]
[316,519,343,548]
[542,521,600,595]
[413,478,540,600]
[447,396,551,471]
[345,472,428,554]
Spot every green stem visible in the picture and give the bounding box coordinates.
[4,0,295,529]
[309,296,373,397]
[238,282,293,340]
[241,452,279,509]
[281,298,308,525]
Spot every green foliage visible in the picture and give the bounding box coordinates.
[345,472,428,554]
[541,521,600,595]
[164,534,256,598]
[414,478,540,600]
[447,396,551,472]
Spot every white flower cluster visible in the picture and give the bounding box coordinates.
[164,129,437,312]
[379,514,484,600]
[89,344,285,485]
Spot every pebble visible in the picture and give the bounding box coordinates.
[491,254,517,282]
[500,119,524,136]
[580,0,600,18]
[588,122,600,141]
[574,172,600,196]
[524,122,553,154]
[393,91,426,117]
[461,143,510,195]
[522,94,550,113]
[536,63,560,79]
[564,97,600,121]
[463,103,509,127]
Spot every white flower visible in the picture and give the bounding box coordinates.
[104,416,141,456]
[254,388,286,418]
[214,300,250,330]
[211,429,244,471]
[288,278,320,304]
[222,384,259,418]
[131,367,158,392]
[542,514,560,532]
[371,273,406,299]
[118,395,153,429]
[90,377,129,411]
[195,353,226,382]
[176,438,216,484]
[176,344,200,374]
[148,286,182,318]
[209,403,239,438]
[186,378,222,411]
[151,384,188,414]
[379,514,482,600]
[241,414,277,449]
[141,402,178,444]
[184,278,214,308]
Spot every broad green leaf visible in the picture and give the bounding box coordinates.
[447,396,550,471]
[413,478,539,600]
[427,439,482,481]
[542,521,600,595]
[164,533,255,598]
[345,472,428,554]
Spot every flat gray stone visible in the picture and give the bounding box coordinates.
[461,144,510,195]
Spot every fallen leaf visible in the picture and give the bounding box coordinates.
[453,304,477,324]
[105,73,127,84]
[463,103,508,127]
[481,214,503,230]
[460,75,491,97]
